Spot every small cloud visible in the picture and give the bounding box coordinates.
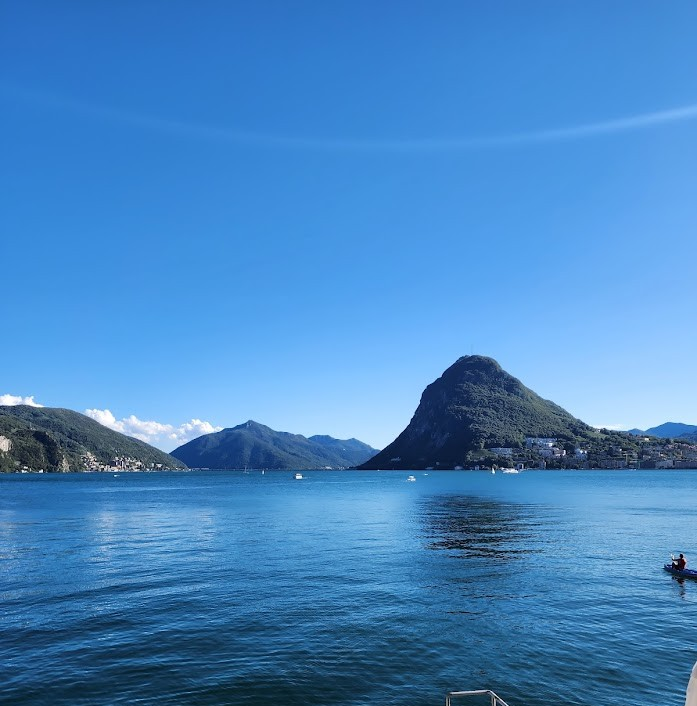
[84,409,222,451]
[168,418,222,442]
[85,408,120,430]
[0,394,43,407]
[592,423,626,431]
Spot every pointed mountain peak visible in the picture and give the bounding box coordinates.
[359,356,594,470]
[170,420,378,469]
[226,420,270,433]
[451,355,503,370]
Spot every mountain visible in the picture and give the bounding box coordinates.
[170,421,379,469]
[358,355,636,470]
[307,435,379,467]
[643,422,697,439]
[627,423,697,440]
[0,405,186,472]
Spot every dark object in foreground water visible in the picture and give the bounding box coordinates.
[664,564,697,579]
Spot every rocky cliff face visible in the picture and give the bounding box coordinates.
[359,355,595,470]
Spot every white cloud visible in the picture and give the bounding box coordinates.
[84,408,222,451]
[0,394,43,407]
[168,418,222,441]
[84,408,119,428]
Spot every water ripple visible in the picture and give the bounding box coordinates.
[1,470,697,705]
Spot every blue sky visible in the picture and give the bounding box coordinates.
[2,2,696,451]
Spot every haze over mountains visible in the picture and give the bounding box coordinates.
[170,421,378,469]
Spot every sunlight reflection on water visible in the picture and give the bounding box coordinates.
[1,470,697,706]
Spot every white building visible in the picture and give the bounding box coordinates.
[526,437,558,449]
[489,447,514,457]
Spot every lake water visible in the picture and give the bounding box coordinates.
[1,470,697,706]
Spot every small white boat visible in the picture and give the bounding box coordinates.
[293,473,303,480]
[406,475,416,482]
[502,469,519,474]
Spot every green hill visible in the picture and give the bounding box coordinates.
[170,420,378,469]
[359,355,640,470]
[0,406,186,472]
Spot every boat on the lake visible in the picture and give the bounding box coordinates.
[406,475,416,482]
[664,564,697,579]
[293,472,303,480]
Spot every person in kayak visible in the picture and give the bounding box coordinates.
[673,553,687,570]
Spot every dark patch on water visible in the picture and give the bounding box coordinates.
[419,495,547,560]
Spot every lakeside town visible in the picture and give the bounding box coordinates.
[8,437,697,473]
[484,436,697,471]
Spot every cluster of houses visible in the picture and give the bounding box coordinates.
[487,436,697,470]
[80,452,165,472]
[488,437,588,468]
[637,439,697,469]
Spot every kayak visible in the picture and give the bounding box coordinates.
[664,564,697,579]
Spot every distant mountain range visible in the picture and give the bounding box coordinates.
[0,406,185,472]
[359,355,645,470]
[170,420,379,469]
[4,373,693,474]
[628,422,697,440]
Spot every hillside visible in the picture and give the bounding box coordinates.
[0,406,186,472]
[359,356,641,470]
[170,421,378,469]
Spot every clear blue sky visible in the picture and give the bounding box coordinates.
[2,2,696,451]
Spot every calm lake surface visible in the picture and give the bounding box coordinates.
[2,470,697,706]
